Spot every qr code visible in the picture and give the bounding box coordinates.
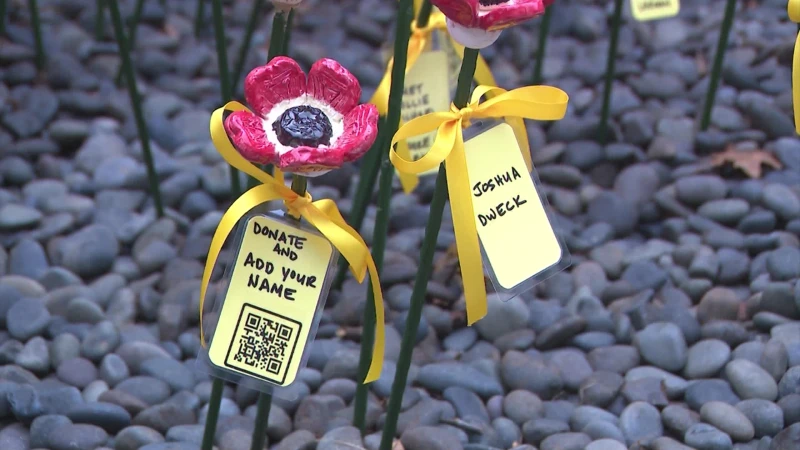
[224,303,302,385]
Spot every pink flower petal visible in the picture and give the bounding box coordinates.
[277,145,344,174]
[224,111,277,165]
[306,59,361,115]
[431,0,479,28]
[334,104,380,163]
[244,57,306,117]
[478,0,547,30]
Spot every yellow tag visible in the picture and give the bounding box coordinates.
[464,123,562,289]
[401,50,451,176]
[630,0,680,21]
[208,214,333,387]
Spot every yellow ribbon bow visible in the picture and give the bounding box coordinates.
[790,0,800,134]
[390,85,569,325]
[201,101,385,383]
[370,9,507,194]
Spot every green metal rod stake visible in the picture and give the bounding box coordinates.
[0,0,6,36]
[231,0,266,95]
[353,0,423,433]
[115,0,146,86]
[195,0,205,37]
[330,120,386,291]
[95,0,105,40]
[211,0,242,197]
[246,9,288,191]
[699,0,737,131]
[249,391,273,450]
[597,0,623,145]
[378,47,480,450]
[532,6,552,85]
[282,8,295,55]
[201,378,224,450]
[331,0,435,292]
[108,0,164,218]
[28,0,45,70]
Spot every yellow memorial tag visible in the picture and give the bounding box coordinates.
[465,123,563,290]
[630,0,680,21]
[401,50,451,175]
[207,214,334,387]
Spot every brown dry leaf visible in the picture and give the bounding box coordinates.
[710,146,782,179]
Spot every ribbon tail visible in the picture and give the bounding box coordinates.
[199,184,282,347]
[396,139,420,194]
[794,31,800,134]
[363,257,385,383]
[445,130,488,325]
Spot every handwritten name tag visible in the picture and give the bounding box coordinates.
[464,123,562,289]
[401,50,451,175]
[630,0,680,21]
[208,215,333,387]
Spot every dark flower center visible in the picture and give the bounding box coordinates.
[478,0,510,5]
[272,105,333,148]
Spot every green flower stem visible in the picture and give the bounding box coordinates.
[330,126,386,291]
[249,392,272,450]
[211,0,242,198]
[195,0,205,37]
[282,8,295,56]
[108,0,164,218]
[354,0,423,434]
[532,6,552,85]
[115,0,146,86]
[700,0,737,131]
[246,8,289,190]
[597,0,623,145]
[331,0,435,292]
[28,0,45,70]
[232,0,266,95]
[95,0,105,40]
[0,0,7,35]
[378,47,479,450]
[200,378,224,450]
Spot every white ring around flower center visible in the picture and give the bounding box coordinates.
[445,18,503,49]
[262,95,345,156]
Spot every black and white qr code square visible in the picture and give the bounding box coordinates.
[224,303,302,385]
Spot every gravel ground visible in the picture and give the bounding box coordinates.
[2,0,800,449]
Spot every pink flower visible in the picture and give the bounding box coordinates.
[432,0,551,31]
[431,0,552,48]
[224,57,379,177]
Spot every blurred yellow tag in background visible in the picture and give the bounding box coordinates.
[464,123,562,289]
[208,215,332,387]
[401,50,451,176]
[630,0,680,21]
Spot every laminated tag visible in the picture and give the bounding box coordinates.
[630,0,680,21]
[400,50,451,176]
[206,213,334,388]
[464,122,568,296]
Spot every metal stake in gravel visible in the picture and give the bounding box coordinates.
[211,0,243,198]
[598,0,624,145]
[378,46,481,450]
[232,0,267,95]
[115,0,146,86]
[245,7,292,190]
[0,0,6,35]
[195,0,206,37]
[352,0,417,434]
[28,0,45,70]
[95,0,105,40]
[700,0,737,130]
[532,5,553,85]
[248,173,307,450]
[107,0,164,218]
[330,0,434,293]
